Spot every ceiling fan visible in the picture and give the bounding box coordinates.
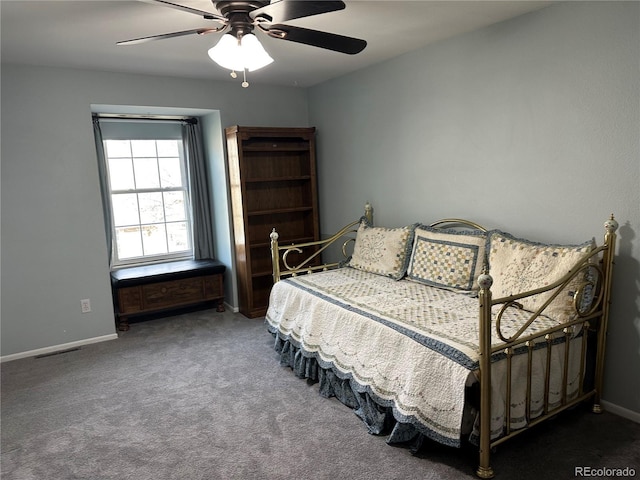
[118,0,367,86]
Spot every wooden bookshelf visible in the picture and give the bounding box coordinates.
[226,126,320,318]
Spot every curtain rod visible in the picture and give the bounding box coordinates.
[92,113,198,124]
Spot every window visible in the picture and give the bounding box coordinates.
[103,139,193,266]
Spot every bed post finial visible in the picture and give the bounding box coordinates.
[477,268,493,291]
[604,214,618,235]
[364,202,373,225]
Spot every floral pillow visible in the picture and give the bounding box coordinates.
[407,225,487,292]
[488,231,595,319]
[348,223,415,280]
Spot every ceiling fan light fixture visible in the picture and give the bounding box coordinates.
[207,33,273,73]
[207,33,243,71]
[240,33,274,71]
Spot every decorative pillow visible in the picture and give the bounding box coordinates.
[407,225,487,292]
[488,231,595,319]
[348,223,415,280]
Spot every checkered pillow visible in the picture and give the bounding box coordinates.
[407,225,487,292]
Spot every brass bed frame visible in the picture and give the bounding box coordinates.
[269,203,617,478]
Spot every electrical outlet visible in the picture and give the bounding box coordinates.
[80,298,91,313]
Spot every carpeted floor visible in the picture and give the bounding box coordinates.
[2,309,639,480]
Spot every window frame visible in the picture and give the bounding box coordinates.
[103,138,194,267]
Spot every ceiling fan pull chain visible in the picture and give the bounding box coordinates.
[228,68,250,88]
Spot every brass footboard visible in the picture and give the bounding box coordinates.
[476,215,618,478]
[270,202,373,282]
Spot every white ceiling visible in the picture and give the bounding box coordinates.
[1,0,552,88]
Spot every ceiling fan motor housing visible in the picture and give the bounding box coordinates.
[215,1,269,38]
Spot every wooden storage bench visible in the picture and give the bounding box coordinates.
[111,259,226,331]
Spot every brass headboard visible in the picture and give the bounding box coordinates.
[270,202,373,282]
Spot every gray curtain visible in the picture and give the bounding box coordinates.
[183,120,215,259]
[92,117,115,268]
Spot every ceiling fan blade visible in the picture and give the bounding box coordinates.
[139,0,226,23]
[117,28,222,46]
[263,24,366,55]
[250,1,345,23]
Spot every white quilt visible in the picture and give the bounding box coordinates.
[266,267,582,446]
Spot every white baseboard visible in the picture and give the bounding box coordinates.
[0,333,118,363]
[224,302,239,313]
[600,400,640,424]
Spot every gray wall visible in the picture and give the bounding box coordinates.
[1,65,309,356]
[308,2,639,415]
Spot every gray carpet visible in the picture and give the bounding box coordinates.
[2,309,639,480]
